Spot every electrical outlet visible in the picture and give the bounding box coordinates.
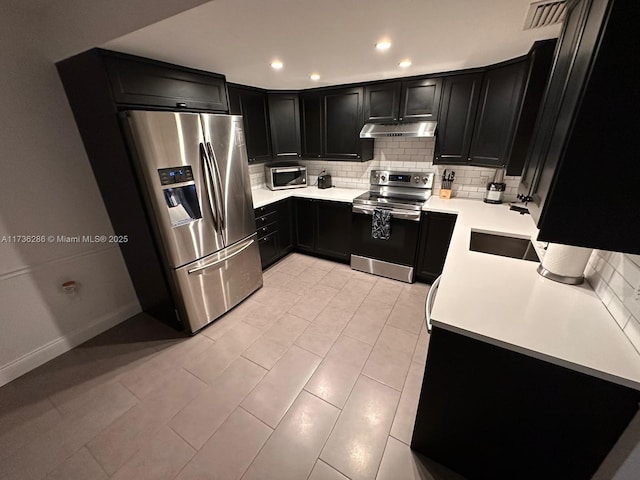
[480,176,489,186]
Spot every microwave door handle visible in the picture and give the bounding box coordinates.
[206,142,226,232]
[200,143,219,231]
[272,167,303,173]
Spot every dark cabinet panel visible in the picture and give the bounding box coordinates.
[323,87,366,160]
[257,231,280,270]
[415,212,457,283]
[276,198,294,252]
[468,60,528,168]
[103,52,227,111]
[228,86,272,163]
[363,82,402,123]
[434,74,482,165]
[519,0,638,253]
[300,92,323,159]
[399,78,442,122]
[315,201,352,262]
[268,93,301,158]
[295,198,316,252]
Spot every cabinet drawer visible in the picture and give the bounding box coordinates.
[256,221,278,238]
[255,210,277,228]
[254,203,278,218]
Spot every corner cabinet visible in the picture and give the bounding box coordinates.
[227,85,272,163]
[364,78,442,123]
[294,198,352,262]
[300,92,323,159]
[519,0,639,254]
[268,93,301,159]
[415,212,457,283]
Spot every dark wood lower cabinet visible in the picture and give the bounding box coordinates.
[294,198,351,263]
[254,198,294,270]
[415,212,457,283]
[412,327,640,480]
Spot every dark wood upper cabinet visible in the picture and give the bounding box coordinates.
[399,78,442,122]
[363,82,402,123]
[103,51,227,111]
[468,60,528,168]
[268,93,301,159]
[519,0,639,254]
[323,87,373,161]
[434,73,482,165]
[227,85,272,163]
[300,92,323,159]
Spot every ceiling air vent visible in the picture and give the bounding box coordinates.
[523,0,566,30]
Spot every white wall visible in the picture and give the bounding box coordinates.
[0,0,212,386]
[250,137,521,200]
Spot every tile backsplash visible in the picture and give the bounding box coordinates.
[586,252,640,355]
[249,137,521,201]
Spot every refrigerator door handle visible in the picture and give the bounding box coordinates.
[187,238,255,275]
[206,142,226,232]
[200,142,219,232]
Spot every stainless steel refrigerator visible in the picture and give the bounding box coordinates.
[123,111,262,333]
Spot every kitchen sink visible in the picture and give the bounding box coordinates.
[469,231,540,262]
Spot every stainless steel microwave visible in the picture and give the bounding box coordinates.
[265,165,307,190]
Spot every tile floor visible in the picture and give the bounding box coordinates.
[0,253,465,480]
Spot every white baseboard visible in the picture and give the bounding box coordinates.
[0,301,141,387]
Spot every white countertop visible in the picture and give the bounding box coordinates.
[252,186,640,390]
[424,197,640,390]
[252,186,367,208]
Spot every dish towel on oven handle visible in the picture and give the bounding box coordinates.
[372,208,392,240]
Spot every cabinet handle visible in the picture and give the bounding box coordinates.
[399,117,403,120]
[176,102,187,108]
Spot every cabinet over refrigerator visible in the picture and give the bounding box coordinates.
[123,111,262,333]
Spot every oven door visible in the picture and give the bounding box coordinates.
[351,204,421,281]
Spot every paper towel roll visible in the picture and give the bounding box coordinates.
[540,243,593,282]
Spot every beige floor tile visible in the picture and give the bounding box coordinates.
[390,361,425,445]
[329,290,368,315]
[45,447,107,480]
[242,336,289,369]
[1,381,138,480]
[242,391,340,480]
[342,301,392,345]
[242,299,291,330]
[320,376,400,480]
[241,346,321,427]
[177,407,272,480]
[386,302,426,335]
[317,268,354,290]
[288,284,340,321]
[308,460,350,480]
[365,279,404,306]
[412,325,431,365]
[305,336,372,408]
[299,266,331,283]
[402,282,430,299]
[362,325,418,391]
[309,257,340,271]
[87,369,205,475]
[111,426,195,480]
[376,436,465,480]
[200,299,259,340]
[295,330,338,357]
[184,323,262,385]
[250,286,302,310]
[281,277,318,296]
[263,271,296,287]
[169,357,267,449]
[262,313,310,345]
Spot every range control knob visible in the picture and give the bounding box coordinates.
[380,175,386,181]
[374,173,380,180]
[422,176,430,184]
[414,176,420,183]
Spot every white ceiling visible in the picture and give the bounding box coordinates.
[103,0,561,90]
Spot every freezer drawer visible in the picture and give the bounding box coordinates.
[173,234,263,333]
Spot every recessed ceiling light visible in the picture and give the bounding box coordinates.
[375,40,392,50]
[398,59,412,68]
[309,73,320,81]
[270,60,283,70]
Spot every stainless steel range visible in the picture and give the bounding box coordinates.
[351,170,434,283]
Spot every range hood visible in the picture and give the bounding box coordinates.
[360,121,437,138]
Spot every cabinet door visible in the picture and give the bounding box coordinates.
[295,198,316,252]
[364,82,402,123]
[227,86,242,115]
[258,231,280,270]
[468,61,528,168]
[315,201,352,262]
[323,87,365,160]
[237,88,272,163]
[268,94,301,158]
[415,212,457,283]
[434,74,482,165]
[300,93,323,158]
[399,78,442,122]
[276,198,294,253]
[104,54,228,111]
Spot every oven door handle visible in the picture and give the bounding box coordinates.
[352,205,421,222]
